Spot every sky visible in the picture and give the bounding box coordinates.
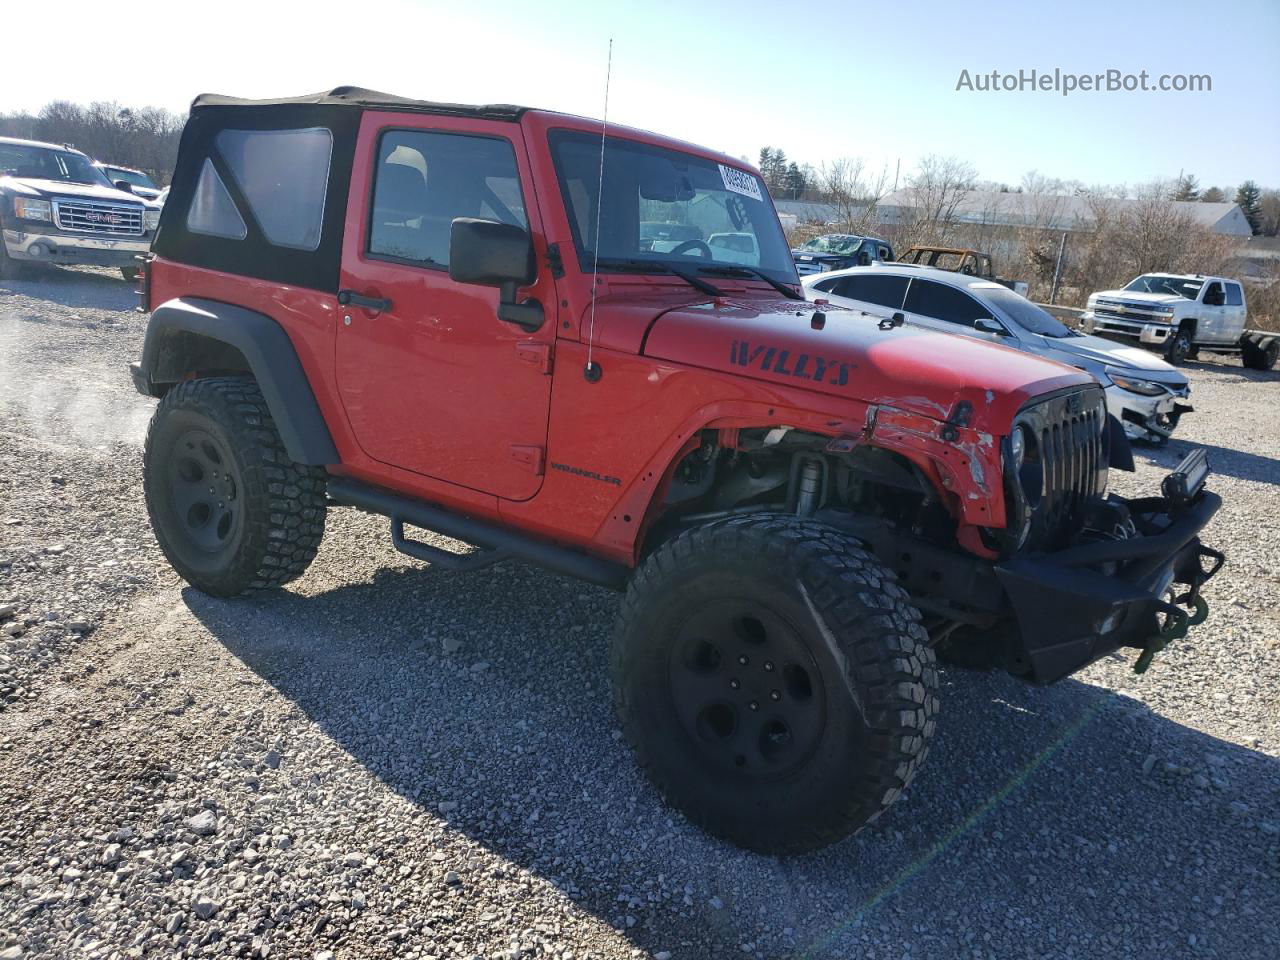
[7,0,1278,192]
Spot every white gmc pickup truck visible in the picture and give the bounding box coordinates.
[1082,273,1277,371]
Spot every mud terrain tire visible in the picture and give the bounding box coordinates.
[143,377,327,597]
[611,514,938,854]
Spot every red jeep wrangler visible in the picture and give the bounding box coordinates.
[130,88,1222,854]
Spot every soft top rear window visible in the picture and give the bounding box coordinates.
[152,100,360,292]
[214,127,332,251]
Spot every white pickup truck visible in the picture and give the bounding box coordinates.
[1083,273,1277,370]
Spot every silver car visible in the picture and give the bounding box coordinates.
[803,264,1192,443]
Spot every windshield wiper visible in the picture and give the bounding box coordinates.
[597,258,723,297]
[697,264,804,300]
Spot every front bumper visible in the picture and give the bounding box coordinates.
[996,470,1222,684]
[1105,383,1192,443]
[1084,312,1177,346]
[3,227,152,268]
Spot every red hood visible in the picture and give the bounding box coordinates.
[639,295,1092,426]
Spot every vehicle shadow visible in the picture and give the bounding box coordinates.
[0,264,137,312]
[1133,436,1280,487]
[1179,357,1279,383]
[185,563,1280,960]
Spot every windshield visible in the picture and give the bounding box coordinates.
[550,130,795,281]
[0,143,111,186]
[798,235,864,254]
[978,284,1076,338]
[1123,274,1204,299]
[103,167,157,189]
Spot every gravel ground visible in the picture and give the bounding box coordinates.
[1,266,1277,960]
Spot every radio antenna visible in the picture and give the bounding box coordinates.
[583,38,612,383]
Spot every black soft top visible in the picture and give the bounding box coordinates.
[189,86,528,123]
[154,88,537,292]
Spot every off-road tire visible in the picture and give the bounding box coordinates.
[143,377,327,597]
[121,267,141,283]
[1164,327,1194,365]
[1242,338,1278,372]
[611,514,938,854]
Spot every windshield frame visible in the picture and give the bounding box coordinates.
[102,166,157,189]
[797,235,865,255]
[972,282,1077,338]
[547,128,798,286]
[1122,274,1204,299]
[0,143,112,187]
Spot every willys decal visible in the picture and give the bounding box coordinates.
[730,340,850,386]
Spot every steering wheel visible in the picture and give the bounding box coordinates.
[670,239,713,257]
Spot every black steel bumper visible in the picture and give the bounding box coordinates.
[995,484,1222,684]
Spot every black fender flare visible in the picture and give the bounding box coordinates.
[132,297,339,465]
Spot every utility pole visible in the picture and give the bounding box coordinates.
[1049,231,1068,305]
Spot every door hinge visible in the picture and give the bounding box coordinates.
[515,340,553,374]
[546,243,565,278]
[510,445,545,475]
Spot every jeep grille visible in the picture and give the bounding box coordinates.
[52,198,144,237]
[1020,387,1107,547]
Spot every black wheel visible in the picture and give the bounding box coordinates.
[1164,328,1193,364]
[611,515,938,854]
[143,377,327,597]
[121,267,141,282]
[1242,338,1278,372]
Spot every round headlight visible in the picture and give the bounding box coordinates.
[1010,424,1028,468]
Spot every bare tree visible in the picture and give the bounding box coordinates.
[816,157,891,234]
[1258,189,1280,237]
[896,155,978,246]
[0,99,185,183]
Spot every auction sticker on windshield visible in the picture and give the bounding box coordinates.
[719,164,763,202]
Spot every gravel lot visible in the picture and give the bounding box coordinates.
[1,266,1277,960]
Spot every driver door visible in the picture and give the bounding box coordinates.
[1198,281,1227,343]
[335,113,557,501]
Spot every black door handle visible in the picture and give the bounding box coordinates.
[338,290,393,312]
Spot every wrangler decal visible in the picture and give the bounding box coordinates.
[730,340,850,386]
[550,462,623,486]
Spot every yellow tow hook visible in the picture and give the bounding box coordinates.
[1134,595,1207,674]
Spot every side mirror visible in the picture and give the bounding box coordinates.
[974,318,1007,335]
[448,217,543,331]
[113,180,135,193]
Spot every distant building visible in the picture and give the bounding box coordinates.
[776,191,1254,238]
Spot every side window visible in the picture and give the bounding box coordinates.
[368,130,527,268]
[1225,283,1243,306]
[187,158,247,240]
[215,128,332,250]
[810,276,839,294]
[1202,281,1224,305]
[904,280,987,325]
[837,274,909,309]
